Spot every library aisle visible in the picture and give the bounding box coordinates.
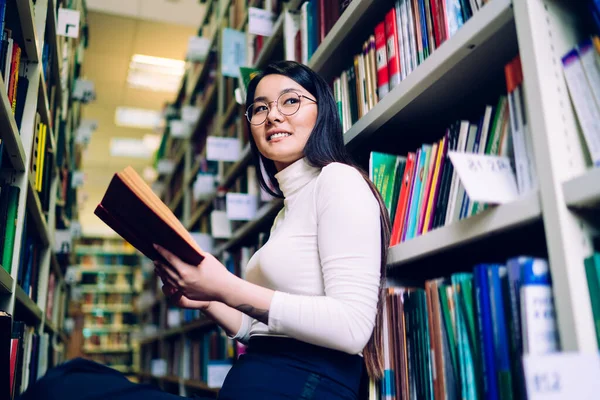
[2,0,600,399]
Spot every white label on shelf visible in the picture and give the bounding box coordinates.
[71,171,85,188]
[207,361,233,388]
[57,9,80,38]
[193,174,216,201]
[222,28,247,78]
[181,105,201,124]
[448,152,519,204]
[169,119,192,139]
[523,352,600,399]
[210,210,232,239]
[206,137,241,162]
[226,193,258,221]
[186,35,211,62]
[72,79,95,103]
[248,7,276,37]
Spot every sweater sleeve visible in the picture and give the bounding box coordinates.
[229,312,252,345]
[267,163,382,354]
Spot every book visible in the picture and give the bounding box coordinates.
[94,166,205,266]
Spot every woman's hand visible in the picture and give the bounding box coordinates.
[156,270,211,310]
[153,244,235,304]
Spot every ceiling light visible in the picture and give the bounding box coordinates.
[110,138,155,159]
[115,107,162,129]
[127,54,186,92]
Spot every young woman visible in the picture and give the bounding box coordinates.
[153,60,391,399]
[18,61,391,400]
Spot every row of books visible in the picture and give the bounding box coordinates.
[142,327,234,387]
[585,252,600,347]
[374,256,558,400]
[30,113,55,214]
[561,35,600,167]
[1,314,51,400]
[368,55,535,246]
[16,212,44,302]
[331,0,491,132]
[0,184,19,273]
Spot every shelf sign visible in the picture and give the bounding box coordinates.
[248,7,276,37]
[222,28,247,78]
[448,152,519,204]
[226,193,258,221]
[206,137,241,162]
[523,352,600,399]
[58,9,81,38]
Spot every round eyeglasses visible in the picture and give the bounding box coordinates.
[245,91,317,125]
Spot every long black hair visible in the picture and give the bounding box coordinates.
[245,60,391,380]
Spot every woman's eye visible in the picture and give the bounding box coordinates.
[254,106,267,113]
[283,98,299,105]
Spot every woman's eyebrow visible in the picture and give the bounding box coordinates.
[253,88,300,103]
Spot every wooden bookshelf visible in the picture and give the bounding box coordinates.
[0,78,27,171]
[15,284,44,323]
[0,267,14,294]
[139,318,216,346]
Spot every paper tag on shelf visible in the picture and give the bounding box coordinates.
[248,7,276,36]
[58,9,81,38]
[206,137,241,162]
[186,35,211,62]
[448,152,519,204]
[523,352,600,399]
[222,28,247,78]
[226,193,258,221]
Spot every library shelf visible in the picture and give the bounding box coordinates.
[38,71,57,163]
[15,284,43,323]
[162,145,188,190]
[77,265,135,273]
[75,246,138,256]
[254,12,285,69]
[0,267,13,294]
[139,318,216,346]
[50,252,65,285]
[214,199,284,256]
[83,346,132,354]
[222,98,239,128]
[387,191,542,267]
[342,0,515,148]
[81,304,134,313]
[15,0,41,62]
[0,78,27,171]
[84,325,137,333]
[563,168,600,210]
[191,82,219,140]
[47,0,63,105]
[79,285,136,294]
[27,177,50,247]
[168,189,185,212]
[187,145,254,229]
[44,319,68,342]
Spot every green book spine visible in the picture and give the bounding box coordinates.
[2,186,20,273]
[585,253,600,347]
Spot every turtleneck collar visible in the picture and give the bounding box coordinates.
[274,157,320,198]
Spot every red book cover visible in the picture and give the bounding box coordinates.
[429,0,443,48]
[385,7,401,89]
[375,21,390,98]
[390,152,416,246]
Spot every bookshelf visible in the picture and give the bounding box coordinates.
[71,238,143,376]
[0,0,89,398]
[139,0,600,398]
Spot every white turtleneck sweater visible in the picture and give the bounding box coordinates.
[232,158,382,355]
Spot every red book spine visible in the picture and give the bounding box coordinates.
[375,21,390,98]
[385,7,401,89]
[390,152,416,246]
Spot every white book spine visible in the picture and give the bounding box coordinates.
[562,49,600,167]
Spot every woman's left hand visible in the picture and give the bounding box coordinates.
[153,244,235,303]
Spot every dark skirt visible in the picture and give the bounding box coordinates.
[218,336,366,400]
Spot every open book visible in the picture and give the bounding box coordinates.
[94,166,204,266]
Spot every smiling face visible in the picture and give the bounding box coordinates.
[249,74,318,171]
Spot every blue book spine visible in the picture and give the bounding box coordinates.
[474,264,499,400]
[0,0,6,58]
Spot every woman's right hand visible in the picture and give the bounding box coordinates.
[157,269,211,311]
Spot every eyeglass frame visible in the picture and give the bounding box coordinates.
[245,90,318,125]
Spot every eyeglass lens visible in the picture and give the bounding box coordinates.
[247,92,302,125]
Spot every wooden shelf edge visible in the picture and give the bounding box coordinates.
[27,177,50,247]
[254,12,285,69]
[16,0,41,62]
[387,191,542,267]
[0,79,27,171]
[0,267,14,294]
[15,284,43,323]
[139,318,215,345]
[563,167,600,209]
